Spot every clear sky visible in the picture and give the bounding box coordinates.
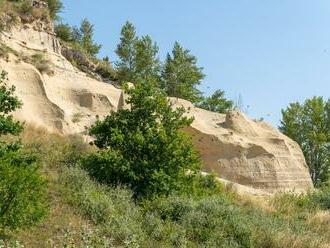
[60,0,330,126]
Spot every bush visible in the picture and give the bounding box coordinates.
[310,182,330,210]
[196,89,234,114]
[60,164,329,247]
[144,195,254,247]
[60,166,145,246]
[55,23,72,42]
[0,149,47,229]
[82,82,201,199]
[95,60,117,81]
[16,0,33,16]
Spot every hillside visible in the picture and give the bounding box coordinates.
[0,1,329,247]
[0,4,313,195]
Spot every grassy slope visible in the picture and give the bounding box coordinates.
[1,126,94,247]
[0,125,327,247]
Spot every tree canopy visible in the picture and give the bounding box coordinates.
[55,18,101,58]
[115,21,138,83]
[196,89,233,113]
[115,22,160,85]
[46,0,63,20]
[161,42,205,103]
[280,96,330,185]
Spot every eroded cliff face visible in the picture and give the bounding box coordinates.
[0,18,313,194]
[172,98,313,193]
[0,20,123,134]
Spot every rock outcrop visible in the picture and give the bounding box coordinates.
[0,20,122,134]
[172,98,313,193]
[0,18,313,194]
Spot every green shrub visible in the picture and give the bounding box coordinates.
[0,150,47,229]
[144,195,254,247]
[16,0,33,16]
[82,82,201,199]
[55,23,72,42]
[310,182,330,210]
[95,60,117,81]
[60,164,328,247]
[59,166,145,246]
[196,89,233,114]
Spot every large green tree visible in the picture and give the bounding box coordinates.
[280,96,330,185]
[115,21,138,83]
[82,82,201,199]
[0,71,46,229]
[56,19,101,58]
[134,35,161,85]
[79,18,102,57]
[196,89,233,113]
[115,22,161,85]
[161,42,205,103]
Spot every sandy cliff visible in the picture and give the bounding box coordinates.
[0,21,122,134]
[0,19,313,194]
[172,98,313,193]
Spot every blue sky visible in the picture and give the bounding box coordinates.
[60,0,330,126]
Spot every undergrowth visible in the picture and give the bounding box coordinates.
[0,125,329,247]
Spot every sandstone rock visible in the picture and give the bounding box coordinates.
[172,98,313,193]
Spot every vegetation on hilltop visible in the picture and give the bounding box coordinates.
[0,0,63,24]
[280,97,330,185]
[55,19,117,82]
[114,21,233,111]
[196,89,234,113]
[55,19,233,112]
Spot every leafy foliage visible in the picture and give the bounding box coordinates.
[311,180,330,210]
[280,96,330,185]
[76,18,102,57]
[82,82,201,198]
[134,35,161,85]
[54,23,72,42]
[0,71,47,230]
[0,71,22,136]
[161,41,205,103]
[115,21,138,83]
[0,150,46,229]
[61,166,326,247]
[55,18,101,58]
[196,89,233,113]
[46,0,63,20]
[115,22,160,85]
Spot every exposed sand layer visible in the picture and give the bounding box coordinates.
[172,98,313,193]
[0,21,313,195]
[0,23,122,134]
